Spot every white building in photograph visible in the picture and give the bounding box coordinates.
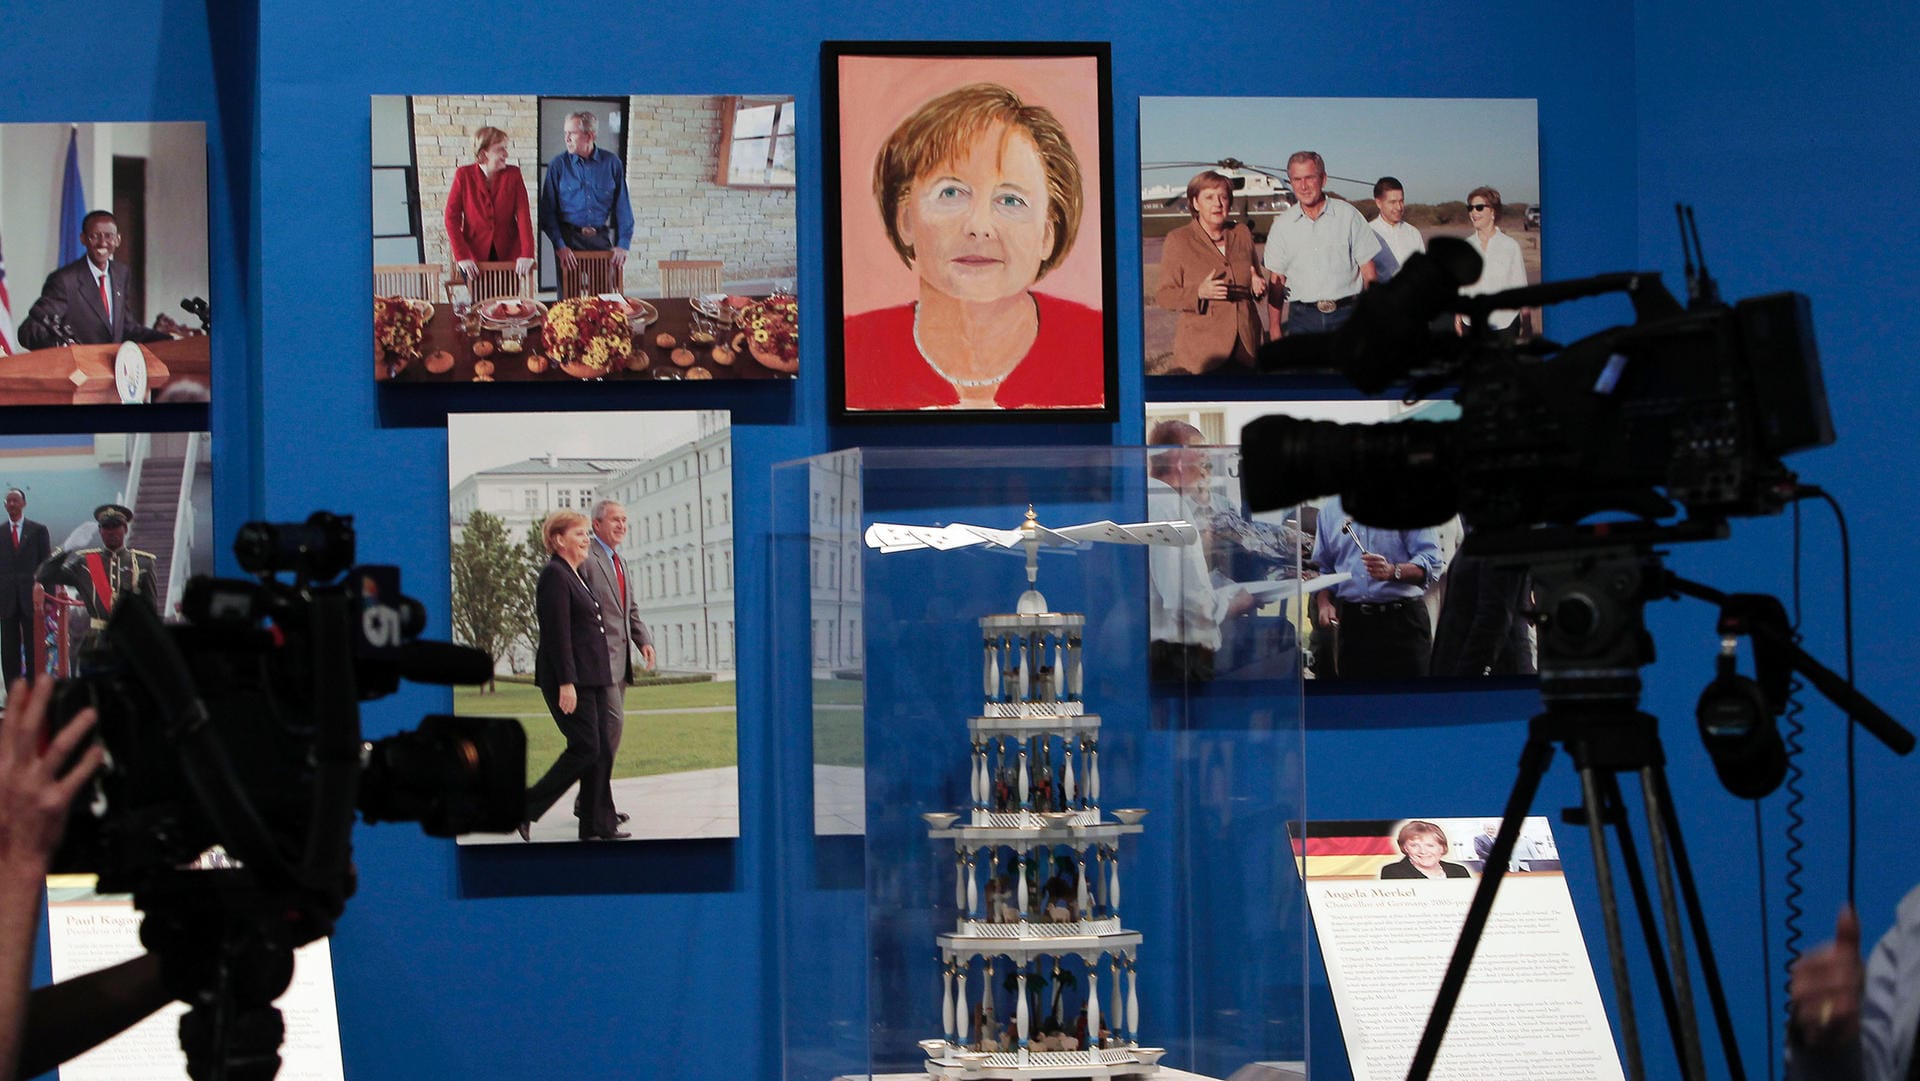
[803,455,863,679]
[597,411,736,677]
[448,453,640,546]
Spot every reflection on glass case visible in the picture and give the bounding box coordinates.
[773,446,1309,1081]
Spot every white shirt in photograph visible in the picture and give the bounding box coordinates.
[1460,229,1528,330]
[1369,217,1426,281]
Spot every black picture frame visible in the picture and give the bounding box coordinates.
[822,40,1118,422]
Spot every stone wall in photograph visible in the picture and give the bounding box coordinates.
[622,95,797,296]
[406,94,796,297]
[410,95,538,280]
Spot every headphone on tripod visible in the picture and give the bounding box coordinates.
[1695,593,1793,799]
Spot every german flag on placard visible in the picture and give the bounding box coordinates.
[1286,819,1407,880]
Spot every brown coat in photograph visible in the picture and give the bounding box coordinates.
[1154,219,1264,374]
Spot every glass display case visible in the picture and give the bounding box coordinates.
[772,446,1310,1081]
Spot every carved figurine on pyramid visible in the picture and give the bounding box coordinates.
[866,508,1192,1080]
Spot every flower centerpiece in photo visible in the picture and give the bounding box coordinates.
[741,290,799,373]
[374,295,429,363]
[544,297,633,374]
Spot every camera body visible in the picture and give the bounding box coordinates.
[49,512,524,894]
[1242,255,1832,537]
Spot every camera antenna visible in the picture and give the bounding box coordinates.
[1675,203,1695,290]
[1676,203,1721,308]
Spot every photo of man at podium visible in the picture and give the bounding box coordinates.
[0,121,210,406]
[17,211,177,350]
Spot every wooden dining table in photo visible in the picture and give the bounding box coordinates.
[374,291,798,384]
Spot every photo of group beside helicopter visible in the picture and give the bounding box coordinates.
[1139,96,1541,379]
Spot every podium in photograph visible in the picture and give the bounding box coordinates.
[0,337,210,405]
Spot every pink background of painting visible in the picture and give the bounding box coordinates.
[837,54,1105,317]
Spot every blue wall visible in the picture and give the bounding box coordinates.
[9,1,1918,1079]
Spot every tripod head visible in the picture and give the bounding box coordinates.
[1473,520,1911,796]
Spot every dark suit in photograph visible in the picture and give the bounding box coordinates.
[1379,857,1473,880]
[581,537,653,817]
[0,516,53,685]
[1430,554,1535,677]
[17,258,172,350]
[525,555,617,839]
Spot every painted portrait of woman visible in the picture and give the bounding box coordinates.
[828,47,1114,416]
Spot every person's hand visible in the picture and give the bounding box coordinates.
[1314,594,1338,628]
[514,257,535,278]
[1225,588,1256,618]
[1361,552,1394,580]
[555,247,577,272]
[0,677,104,874]
[610,247,629,269]
[1198,270,1230,302]
[640,644,656,671]
[1250,273,1268,298]
[1790,905,1864,1049]
[558,684,577,715]
[1454,314,1467,337]
[455,259,479,281]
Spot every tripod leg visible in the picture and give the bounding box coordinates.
[1647,767,1748,1081]
[1576,762,1647,1081]
[1404,734,1555,1081]
[1595,771,1693,1079]
[1639,764,1741,1081]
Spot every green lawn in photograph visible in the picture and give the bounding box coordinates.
[812,678,864,768]
[457,681,737,783]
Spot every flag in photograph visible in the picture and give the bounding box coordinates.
[58,127,86,267]
[0,232,15,355]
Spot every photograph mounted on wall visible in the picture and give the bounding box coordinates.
[0,122,211,406]
[1144,399,1536,686]
[823,41,1117,418]
[371,94,798,386]
[1139,97,1539,381]
[447,410,741,844]
[0,430,215,689]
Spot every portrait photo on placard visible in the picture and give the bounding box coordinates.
[0,122,211,407]
[372,94,798,387]
[1289,817,1563,881]
[1144,399,1536,685]
[824,42,1117,418]
[0,431,214,685]
[1139,97,1539,381]
[447,410,740,844]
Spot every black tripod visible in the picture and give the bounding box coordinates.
[1405,539,1913,1081]
[139,871,310,1081]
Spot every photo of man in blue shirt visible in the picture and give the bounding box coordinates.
[538,110,634,275]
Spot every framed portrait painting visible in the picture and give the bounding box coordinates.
[823,41,1117,420]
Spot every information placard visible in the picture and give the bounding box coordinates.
[1292,817,1624,1081]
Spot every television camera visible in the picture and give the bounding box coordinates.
[39,511,523,1081]
[1239,218,1911,1081]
